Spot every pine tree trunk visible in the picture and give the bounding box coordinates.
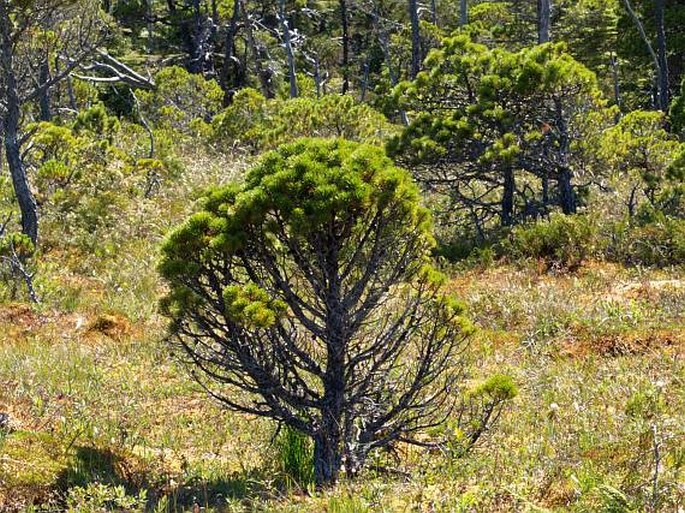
[537,0,551,44]
[313,416,342,486]
[558,169,576,214]
[501,167,515,227]
[279,0,298,98]
[39,58,51,121]
[239,0,274,98]
[408,0,421,79]
[219,0,243,105]
[340,0,350,94]
[460,0,468,26]
[0,1,39,244]
[655,0,669,111]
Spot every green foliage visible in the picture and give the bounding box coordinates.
[500,214,598,270]
[389,35,610,233]
[73,103,121,142]
[24,105,177,253]
[159,138,477,484]
[471,374,518,402]
[138,66,223,133]
[223,283,287,328]
[606,216,685,267]
[670,77,685,136]
[211,90,396,153]
[0,232,34,259]
[161,137,434,323]
[66,483,147,513]
[600,110,683,213]
[274,425,314,488]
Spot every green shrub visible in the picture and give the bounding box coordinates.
[138,66,223,134]
[499,214,597,270]
[606,217,685,267]
[66,483,147,513]
[211,90,397,153]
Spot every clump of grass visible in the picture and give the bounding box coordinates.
[273,425,314,490]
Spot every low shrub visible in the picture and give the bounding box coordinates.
[605,217,685,267]
[211,90,396,153]
[499,214,598,270]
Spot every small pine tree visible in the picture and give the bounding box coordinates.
[159,138,507,485]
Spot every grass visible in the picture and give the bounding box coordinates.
[0,148,684,512]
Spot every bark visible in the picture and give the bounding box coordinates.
[537,0,551,43]
[408,0,421,79]
[542,176,549,208]
[430,0,438,26]
[501,167,515,227]
[279,0,298,98]
[0,1,39,244]
[610,52,621,108]
[373,6,408,125]
[655,0,669,111]
[460,0,468,27]
[621,0,663,110]
[313,425,342,486]
[360,60,369,101]
[314,243,347,486]
[38,57,51,121]
[239,0,274,98]
[188,0,204,73]
[146,0,154,54]
[558,169,576,214]
[340,0,349,94]
[219,0,243,104]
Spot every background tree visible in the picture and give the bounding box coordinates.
[0,0,107,244]
[159,138,512,485]
[388,36,608,237]
[599,110,683,216]
[617,0,685,110]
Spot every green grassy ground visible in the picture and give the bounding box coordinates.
[0,152,683,512]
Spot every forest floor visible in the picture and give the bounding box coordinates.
[0,151,683,512]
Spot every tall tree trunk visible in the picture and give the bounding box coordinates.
[501,167,515,227]
[373,7,408,125]
[279,0,298,98]
[219,0,243,104]
[622,0,662,110]
[314,424,342,486]
[38,57,51,121]
[146,0,154,54]
[610,52,621,108]
[188,0,204,73]
[239,0,274,98]
[0,2,39,244]
[408,0,421,79]
[554,97,575,214]
[655,0,669,111]
[558,169,576,214]
[430,0,438,26]
[537,0,551,43]
[460,0,468,26]
[340,0,349,94]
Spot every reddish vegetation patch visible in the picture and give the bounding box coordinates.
[86,313,132,340]
[562,329,684,358]
[0,304,37,327]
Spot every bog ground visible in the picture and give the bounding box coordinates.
[1,236,683,511]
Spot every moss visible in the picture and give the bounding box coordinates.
[0,431,70,488]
